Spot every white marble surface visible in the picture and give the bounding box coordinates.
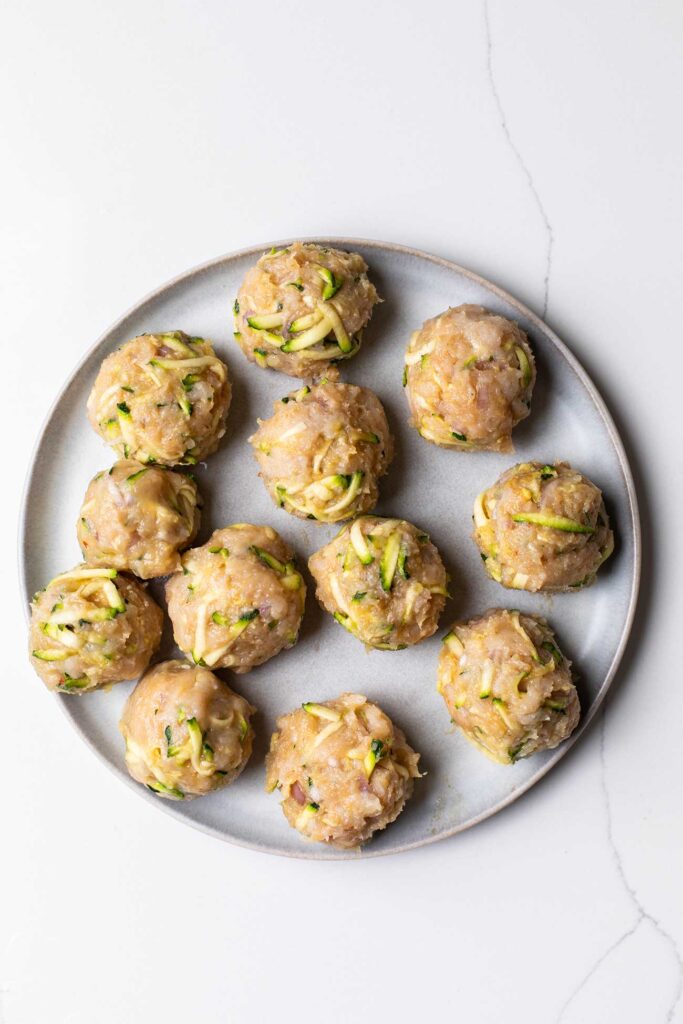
[2,1,682,1021]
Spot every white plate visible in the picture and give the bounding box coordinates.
[19,239,640,859]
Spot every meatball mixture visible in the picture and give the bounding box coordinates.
[250,381,393,523]
[29,565,163,693]
[404,305,535,451]
[438,608,580,764]
[120,660,255,800]
[233,242,379,379]
[165,524,306,672]
[87,331,230,465]
[77,460,201,579]
[265,692,421,848]
[473,461,614,591]
[308,516,448,649]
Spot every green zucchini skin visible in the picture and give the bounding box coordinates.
[511,512,595,534]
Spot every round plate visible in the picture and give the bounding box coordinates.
[18,239,640,859]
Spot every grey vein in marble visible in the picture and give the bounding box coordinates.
[557,712,683,1022]
[482,14,680,1011]
[484,0,554,318]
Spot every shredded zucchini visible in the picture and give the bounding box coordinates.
[302,702,341,722]
[512,512,595,534]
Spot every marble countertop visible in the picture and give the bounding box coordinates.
[3,1,682,1021]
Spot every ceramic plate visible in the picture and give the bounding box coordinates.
[18,239,640,859]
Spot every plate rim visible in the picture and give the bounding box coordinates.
[17,236,641,860]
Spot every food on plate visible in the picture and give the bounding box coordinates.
[250,380,393,523]
[165,524,306,672]
[87,331,230,465]
[233,242,379,379]
[265,692,420,847]
[23,233,631,854]
[437,608,580,764]
[403,304,535,451]
[28,565,163,693]
[473,461,614,591]
[77,460,201,579]
[120,659,255,800]
[308,516,448,649]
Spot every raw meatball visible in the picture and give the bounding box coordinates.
[28,565,163,693]
[308,516,448,649]
[250,381,394,523]
[437,608,580,764]
[165,524,306,672]
[87,331,230,465]
[473,461,614,591]
[233,242,379,379]
[404,305,535,451]
[265,693,421,848]
[77,460,201,579]
[120,660,255,800]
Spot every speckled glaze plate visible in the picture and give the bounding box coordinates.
[18,239,640,859]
